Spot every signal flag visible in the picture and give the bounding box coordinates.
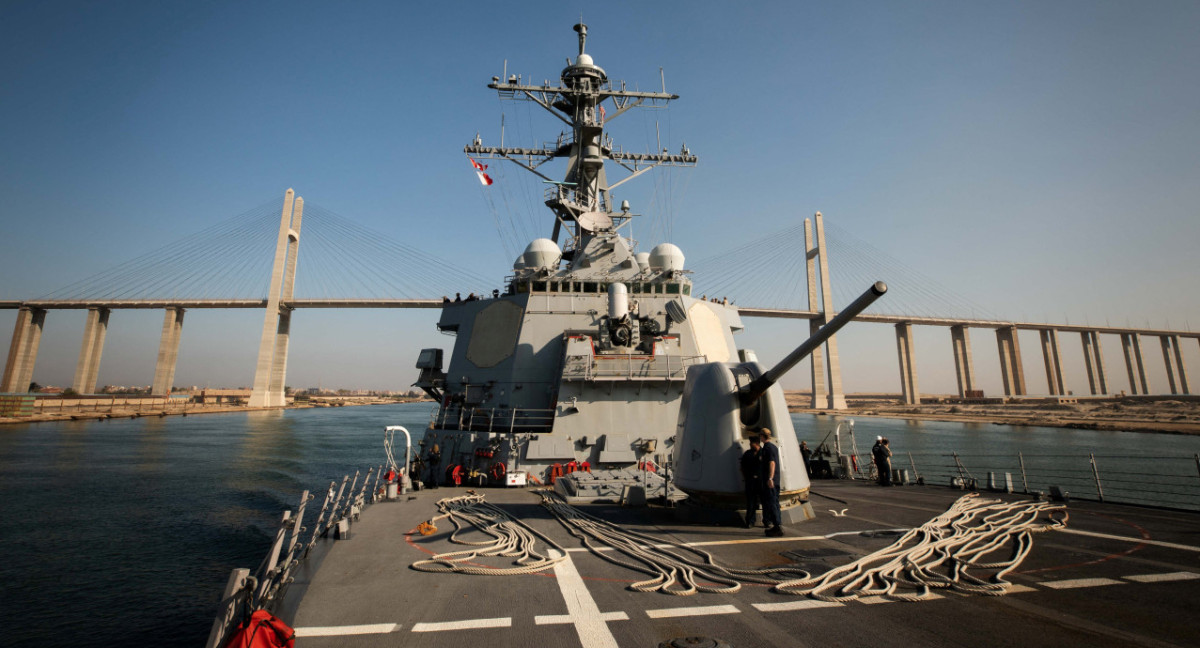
[469,157,494,186]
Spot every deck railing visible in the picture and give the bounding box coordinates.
[832,451,1200,512]
[429,405,557,432]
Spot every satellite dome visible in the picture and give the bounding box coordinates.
[513,256,527,271]
[634,252,651,270]
[576,53,594,67]
[522,238,561,270]
[649,243,685,272]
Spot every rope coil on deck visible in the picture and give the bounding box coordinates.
[540,492,810,596]
[772,493,1068,601]
[409,493,567,576]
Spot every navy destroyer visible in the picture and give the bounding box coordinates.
[206,25,1200,648]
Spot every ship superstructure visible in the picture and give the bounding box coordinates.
[413,24,743,485]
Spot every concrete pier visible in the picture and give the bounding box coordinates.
[71,307,110,394]
[995,326,1027,397]
[804,214,847,409]
[1160,335,1190,395]
[895,322,919,405]
[804,219,826,409]
[1120,333,1151,395]
[151,307,185,395]
[1,307,46,393]
[1039,329,1066,396]
[250,191,302,408]
[950,325,976,397]
[1080,331,1109,395]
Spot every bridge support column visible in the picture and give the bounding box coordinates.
[805,213,846,409]
[152,307,185,396]
[1081,331,1108,395]
[1160,335,1189,395]
[250,190,303,408]
[804,219,826,408]
[2,307,46,393]
[1120,333,1150,395]
[995,326,1026,397]
[1039,329,1066,396]
[950,325,976,397]
[895,322,919,405]
[71,307,110,394]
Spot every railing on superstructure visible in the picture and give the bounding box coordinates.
[429,405,557,433]
[562,353,707,381]
[834,450,1200,512]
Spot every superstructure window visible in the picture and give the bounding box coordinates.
[550,281,559,291]
[666,284,680,295]
[532,281,547,292]
[654,283,664,294]
[583,282,598,293]
[682,284,691,296]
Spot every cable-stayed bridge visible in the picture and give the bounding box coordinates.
[2,189,1195,408]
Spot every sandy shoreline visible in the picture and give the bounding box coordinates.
[0,398,431,426]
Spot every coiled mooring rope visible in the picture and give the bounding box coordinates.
[409,493,567,576]
[772,493,1068,601]
[540,492,811,596]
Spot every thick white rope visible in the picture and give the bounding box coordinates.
[410,493,567,576]
[773,492,1068,601]
[540,492,810,596]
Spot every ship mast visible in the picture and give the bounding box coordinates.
[464,24,698,262]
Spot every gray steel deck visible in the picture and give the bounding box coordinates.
[280,480,1200,648]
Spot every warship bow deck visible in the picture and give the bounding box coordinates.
[278,481,1200,648]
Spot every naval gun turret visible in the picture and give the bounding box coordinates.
[672,282,887,523]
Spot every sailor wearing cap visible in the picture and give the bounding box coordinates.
[759,428,783,537]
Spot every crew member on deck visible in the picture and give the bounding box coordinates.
[759,428,783,537]
[739,435,763,528]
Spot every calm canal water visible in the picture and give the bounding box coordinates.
[0,403,1196,647]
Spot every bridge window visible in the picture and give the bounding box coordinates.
[583,282,598,293]
[549,281,559,291]
[666,284,680,295]
[532,281,547,292]
[573,282,582,292]
[682,284,691,296]
[654,283,664,294]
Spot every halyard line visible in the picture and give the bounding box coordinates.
[1040,578,1124,589]
[294,623,399,637]
[646,605,741,619]
[411,618,511,632]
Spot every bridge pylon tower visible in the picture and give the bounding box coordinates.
[249,189,303,408]
[805,212,848,409]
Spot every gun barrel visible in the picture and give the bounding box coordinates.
[740,281,887,405]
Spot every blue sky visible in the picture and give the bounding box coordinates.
[2,1,1198,395]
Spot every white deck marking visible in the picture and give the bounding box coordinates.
[548,549,620,648]
[536,612,629,625]
[1059,528,1200,553]
[410,617,511,632]
[753,600,844,612]
[1040,577,1125,589]
[646,604,741,619]
[563,528,911,552]
[1124,571,1200,583]
[294,623,399,637]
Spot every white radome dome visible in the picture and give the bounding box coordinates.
[649,243,685,272]
[634,252,651,270]
[513,256,527,271]
[522,238,561,270]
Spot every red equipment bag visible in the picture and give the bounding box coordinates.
[224,610,295,648]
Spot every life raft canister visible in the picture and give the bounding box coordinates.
[549,463,564,485]
[224,609,295,648]
[565,460,578,474]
